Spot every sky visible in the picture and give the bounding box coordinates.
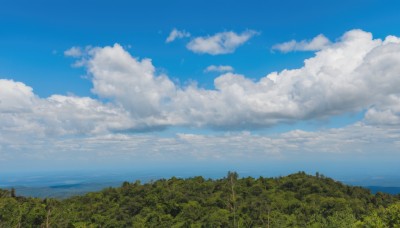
[1,0,400,180]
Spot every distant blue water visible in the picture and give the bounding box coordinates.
[366,186,400,195]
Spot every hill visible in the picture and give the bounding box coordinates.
[1,171,399,227]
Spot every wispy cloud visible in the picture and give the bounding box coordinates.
[186,30,258,55]
[272,34,331,53]
[204,65,234,73]
[166,28,191,43]
[2,122,400,166]
[64,46,83,57]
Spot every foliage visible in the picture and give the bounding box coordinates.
[1,172,399,227]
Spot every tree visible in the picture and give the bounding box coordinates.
[227,171,238,227]
[10,188,16,198]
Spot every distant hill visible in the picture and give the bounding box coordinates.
[1,171,400,227]
[5,181,122,199]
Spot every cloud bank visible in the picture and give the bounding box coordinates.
[1,122,399,165]
[2,29,400,136]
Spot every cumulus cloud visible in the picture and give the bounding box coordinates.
[81,29,400,129]
[365,95,400,125]
[272,34,331,53]
[4,29,400,165]
[166,28,191,43]
[0,79,36,113]
[0,79,134,137]
[3,29,400,136]
[187,30,258,55]
[86,44,183,132]
[204,65,234,73]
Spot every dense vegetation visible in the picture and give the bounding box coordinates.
[1,172,400,227]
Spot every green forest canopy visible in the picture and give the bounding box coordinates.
[1,171,400,227]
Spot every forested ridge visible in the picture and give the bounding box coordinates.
[1,171,400,227]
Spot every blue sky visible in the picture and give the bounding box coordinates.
[1,0,400,179]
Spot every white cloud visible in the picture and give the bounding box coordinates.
[365,95,400,125]
[0,79,134,137]
[4,29,400,165]
[204,65,234,73]
[272,34,331,53]
[2,122,400,167]
[81,30,400,129]
[186,30,258,55]
[87,44,179,127]
[64,46,83,57]
[0,79,36,113]
[3,29,400,136]
[166,28,191,43]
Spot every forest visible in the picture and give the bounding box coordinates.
[1,171,400,227]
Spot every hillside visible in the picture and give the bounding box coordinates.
[1,172,400,227]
